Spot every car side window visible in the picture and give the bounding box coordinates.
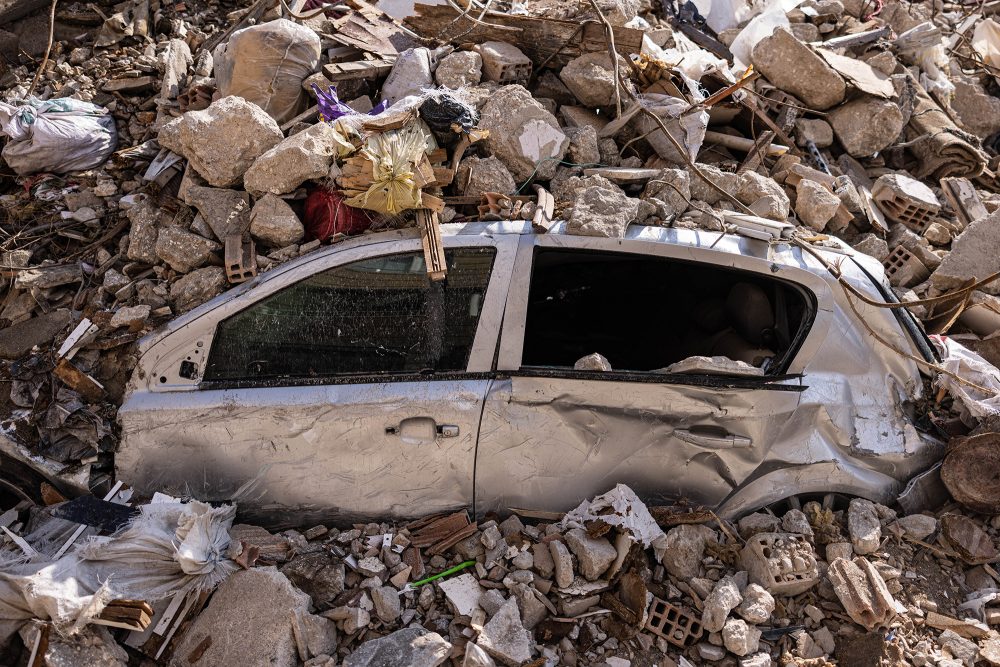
[521,248,814,376]
[204,247,496,383]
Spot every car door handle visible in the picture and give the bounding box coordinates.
[674,429,752,449]
[386,417,459,444]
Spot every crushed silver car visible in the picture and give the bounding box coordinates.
[117,221,944,525]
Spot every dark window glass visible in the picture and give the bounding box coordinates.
[204,248,496,382]
[522,248,811,375]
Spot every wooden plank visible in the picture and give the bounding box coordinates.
[738,130,775,174]
[323,59,395,82]
[416,209,447,281]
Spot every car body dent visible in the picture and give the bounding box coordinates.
[116,221,944,524]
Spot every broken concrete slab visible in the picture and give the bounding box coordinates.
[559,52,628,109]
[477,597,533,666]
[157,96,284,188]
[343,626,451,667]
[456,155,517,198]
[795,179,842,231]
[244,122,344,196]
[848,498,882,555]
[440,573,485,617]
[184,187,253,242]
[723,618,761,657]
[169,266,227,313]
[564,528,617,580]
[250,194,305,248]
[280,552,346,606]
[0,309,71,359]
[566,185,639,238]
[480,85,568,182]
[154,227,220,274]
[662,524,717,580]
[828,96,905,157]
[549,540,574,588]
[933,209,1000,295]
[435,50,483,88]
[751,28,846,110]
[19,622,127,667]
[736,169,790,221]
[171,567,311,667]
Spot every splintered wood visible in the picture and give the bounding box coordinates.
[416,210,447,282]
[95,599,155,632]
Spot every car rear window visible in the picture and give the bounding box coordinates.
[521,248,813,376]
[204,247,495,383]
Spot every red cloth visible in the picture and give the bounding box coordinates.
[303,187,375,240]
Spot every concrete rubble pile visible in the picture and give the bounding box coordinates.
[9,482,1000,666]
[0,0,999,661]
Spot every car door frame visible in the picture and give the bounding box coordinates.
[472,229,848,516]
[117,229,520,524]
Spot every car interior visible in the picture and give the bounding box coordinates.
[521,248,814,374]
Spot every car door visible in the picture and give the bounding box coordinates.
[474,229,837,516]
[118,232,517,526]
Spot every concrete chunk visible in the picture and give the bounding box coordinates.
[751,28,846,110]
[480,85,568,182]
[250,194,305,248]
[456,155,516,198]
[661,524,717,580]
[157,96,283,187]
[171,567,311,667]
[549,540,574,588]
[435,50,483,88]
[344,626,451,667]
[477,597,533,666]
[244,122,343,196]
[828,97,905,157]
[559,52,627,109]
[566,185,639,238]
[848,498,882,555]
[155,227,220,273]
[702,575,743,633]
[564,528,617,580]
[933,210,1000,295]
[795,179,841,231]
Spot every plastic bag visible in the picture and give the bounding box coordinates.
[419,91,479,146]
[345,122,436,214]
[313,84,388,123]
[0,98,118,176]
[213,19,320,124]
[304,187,376,240]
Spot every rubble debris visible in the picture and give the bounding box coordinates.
[249,195,306,248]
[343,626,451,667]
[751,28,846,110]
[477,597,533,666]
[827,557,899,631]
[847,498,883,555]
[480,85,568,182]
[244,122,346,196]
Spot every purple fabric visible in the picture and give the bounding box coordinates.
[312,84,388,122]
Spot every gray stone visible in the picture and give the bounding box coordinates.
[170,266,227,313]
[110,304,151,328]
[435,51,483,89]
[933,209,1000,294]
[723,618,761,657]
[795,179,841,231]
[532,543,554,578]
[185,187,252,241]
[343,607,370,634]
[564,528,617,580]
[702,576,743,633]
[751,28,846,110]
[574,352,612,371]
[294,611,338,661]
[158,96,283,188]
[480,85,568,182]
[480,589,507,616]
[662,524,718,580]
[940,629,979,665]
[567,186,640,238]
[456,155,517,198]
[357,556,386,578]
[244,122,343,196]
[736,171,790,221]
[19,622,127,667]
[372,585,401,622]
[170,567,310,667]
[848,498,882,555]
[477,597,533,666]
[511,550,533,570]
[0,309,71,359]
[795,118,834,148]
[440,573,484,616]
[781,509,814,537]
[951,76,1000,140]
[923,222,952,246]
[559,52,627,109]
[250,194,305,248]
[738,513,782,539]
[463,642,498,667]
[736,583,774,625]
[280,553,345,605]
[893,514,937,541]
[155,227,220,273]
[565,125,602,166]
[828,97,905,157]
[690,163,740,205]
[642,168,691,218]
[344,626,451,667]
[549,540,574,588]
[853,233,890,261]
[698,642,727,661]
[741,653,773,667]
[125,198,166,263]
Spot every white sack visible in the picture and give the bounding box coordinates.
[0,98,117,176]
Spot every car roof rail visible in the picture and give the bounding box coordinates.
[721,213,795,241]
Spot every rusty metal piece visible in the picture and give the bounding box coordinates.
[224,235,257,284]
[645,596,704,647]
[942,433,1000,514]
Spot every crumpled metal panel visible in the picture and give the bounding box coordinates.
[117,381,486,526]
